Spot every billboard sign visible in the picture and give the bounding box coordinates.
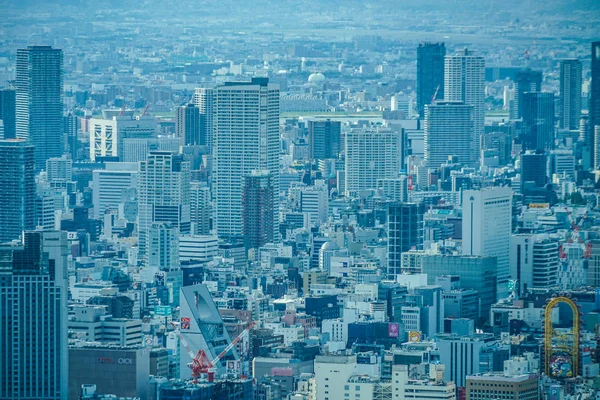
[154,305,172,316]
[180,317,190,330]
[388,323,399,338]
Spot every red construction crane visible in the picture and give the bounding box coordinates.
[141,103,150,117]
[430,84,440,105]
[119,102,126,116]
[170,321,256,382]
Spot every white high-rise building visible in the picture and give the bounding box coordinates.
[193,87,215,151]
[424,101,475,167]
[138,151,190,257]
[92,162,138,219]
[378,176,409,202]
[462,187,513,300]
[289,180,329,225]
[344,128,402,196]
[213,78,279,240]
[89,115,157,161]
[510,234,559,296]
[179,235,218,263]
[444,49,485,154]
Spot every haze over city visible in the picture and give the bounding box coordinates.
[0,1,599,399]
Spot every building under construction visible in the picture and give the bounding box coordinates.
[158,378,253,400]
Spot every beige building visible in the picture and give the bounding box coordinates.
[466,374,539,400]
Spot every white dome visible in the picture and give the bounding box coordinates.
[308,73,326,83]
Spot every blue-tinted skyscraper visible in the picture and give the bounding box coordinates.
[16,45,64,171]
[0,231,69,399]
[0,140,35,244]
[0,88,16,139]
[417,42,445,118]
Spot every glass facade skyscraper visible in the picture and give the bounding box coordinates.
[16,46,63,171]
[417,42,446,118]
[0,231,69,399]
[0,139,35,244]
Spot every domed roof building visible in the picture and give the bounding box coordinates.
[307,73,326,84]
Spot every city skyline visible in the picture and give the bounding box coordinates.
[0,1,598,399]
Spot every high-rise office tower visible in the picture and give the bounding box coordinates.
[89,115,157,161]
[424,101,475,167]
[344,128,402,196]
[92,162,139,219]
[190,181,211,235]
[590,42,600,164]
[521,92,555,151]
[444,49,485,150]
[193,88,215,151]
[417,42,446,117]
[0,88,16,139]
[0,231,69,399]
[594,126,600,170]
[307,119,341,160]
[510,69,542,120]
[138,151,191,257]
[510,234,559,296]
[559,59,582,130]
[213,78,279,240]
[387,202,424,279]
[148,222,180,271]
[521,151,547,189]
[176,103,202,146]
[63,112,79,160]
[16,46,63,171]
[242,170,274,251]
[0,140,35,243]
[462,187,513,300]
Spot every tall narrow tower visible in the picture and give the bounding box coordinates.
[194,88,215,151]
[559,59,582,130]
[0,139,35,243]
[444,49,485,154]
[16,46,63,171]
[417,42,446,118]
[138,151,191,257]
[176,103,202,146]
[213,78,280,240]
[243,170,274,251]
[462,187,513,300]
[589,42,600,164]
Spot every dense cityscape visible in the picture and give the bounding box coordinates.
[0,0,599,399]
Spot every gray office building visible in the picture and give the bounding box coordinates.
[521,92,555,152]
[176,103,202,146]
[387,202,424,279]
[16,46,64,171]
[510,68,542,120]
[0,231,69,399]
[68,345,149,400]
[0,140,35,244]
[307,119,341,160]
